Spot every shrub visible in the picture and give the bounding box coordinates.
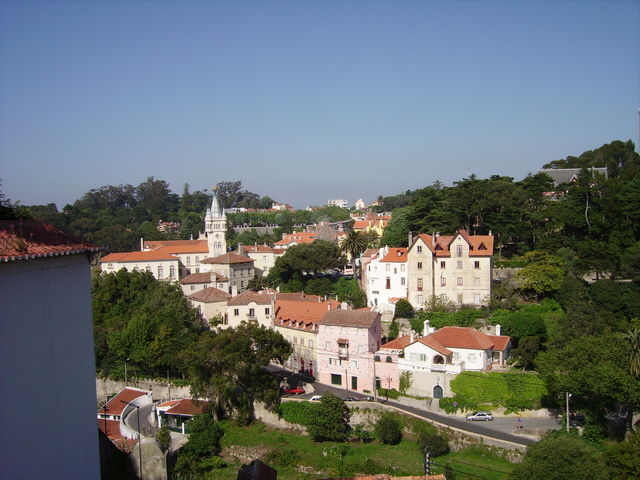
[416,423,450,457]
[375,412,403,445]
[278,400,314,426]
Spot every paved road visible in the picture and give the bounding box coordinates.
[276,368,561,447]
[121,403,156,437]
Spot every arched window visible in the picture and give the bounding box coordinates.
[169,265,176,278]
[433,355,445,365]
[157,265,164,278]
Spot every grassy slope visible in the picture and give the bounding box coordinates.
[202,422,515,480]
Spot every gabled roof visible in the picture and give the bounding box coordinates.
[415,336,453,356]
[381,247,407,263]
[200,252,254,265]
[163,398,207,416]
[101,251,178,263]
[275,299,341,327]
[274,232,318,247]
[275,292,324,303]
[228,289,275,306]
[488,335,512,352]
[429,326,496,350]
[243,244,276,253]
[0,220,105,262]
[99,387,150,417]
[410,230,493,257]
[380,335,413,350]
[180,272,229,284]
[188,287,232,303]
[143,239,207,251]
[318,309,379,328]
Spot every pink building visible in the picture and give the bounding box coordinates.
[317,310,382,393]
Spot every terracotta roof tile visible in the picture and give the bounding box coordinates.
[0,220,105,262]
[489,335,511,351]
[165,398,207,416]
[101,388,150,417]
[429,326,496,350]
[380,335,413,350]
[228,289,275,306]
[381,247,407,263]
[275,299,341,325]
[200,252,254,264]
[188,287,232,303]
[318,309,380,328]
[416,336,453,356]
[180,272,229,284]
[275,292,324,303]
[101,251,178,263]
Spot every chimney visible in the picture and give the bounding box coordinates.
[410,332,414,343]
[238,242,244,256]
[432,232,436,247]
[423,320,431,337]
[408,231,413,246]
[496,324,501,336]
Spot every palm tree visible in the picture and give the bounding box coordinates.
[339,229,369,279]
[624,328,640,378]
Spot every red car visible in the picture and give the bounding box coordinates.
[284,387,305,395]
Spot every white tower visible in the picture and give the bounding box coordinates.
[205,187,227,257]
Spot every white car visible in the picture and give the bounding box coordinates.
[466,411,493,421]
[310,395,322,401]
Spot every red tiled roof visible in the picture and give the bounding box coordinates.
[143,239,206,250]
[412,230,494,257]
[100,388,150,417]
[188,287,232,303]
[228,289,275,306]
[381,247,407,263]
[275,299,341,326]
[200,252,254,264]
[380,335,413,350]
[180,272,229,284]
[101,251,178,263]
[275,292,324,303]
[274,232,318,246]
[318,309,379,328]
[416,336,453,356]
[243,244,276,253]
[0,220,105,262]
[165,398,207,416]
[489,335,511,351]
[429,326,495,350]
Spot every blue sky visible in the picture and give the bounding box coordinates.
[1,0,638,210]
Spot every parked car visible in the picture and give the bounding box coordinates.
[358,395,374,402]
[569,413,585,427]
[310,395,322,401]
[343,396,358,402]
[466,411,493,421]
[284,387,305,395]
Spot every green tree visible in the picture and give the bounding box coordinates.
[339,228,369,277]
[180,413,224,458]
[399,371,413,394]
[606,429,640,480]
[275,240,344,278]
[624,328,640,378]
[416,422,450,457]
[184,323,292,425]
[511,434,609,480]
[306,393,350,442]
[374,412,403,445]
[393,299,415,319]
[516,251,565,299]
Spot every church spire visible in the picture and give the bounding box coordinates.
[205,186,227,257]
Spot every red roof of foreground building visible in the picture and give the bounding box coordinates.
[0,220,105,262]
[275,299,342,330]
[100,387,150,417]
[157,398,208,416]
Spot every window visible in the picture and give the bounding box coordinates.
[417,278,423,291]
[410,353,427,362]
[331,374,342,386]
[400,277,406,286]
[169,265,176,278]
[234,309,240,316]
[157,266,163,278]
[195,256,199,263]
[300,338,304,346]
[394,267,397,274]
[293,337,297,344]
[265,308,270,315]
[240,280,244,288]
[474,261,480,269]
[263,255,267,261]
[386,264,390,271]
[457,294,463,304]
[457,261,462,269]
[287,335,291,342]
[108,263,114,269]
[474,277,480,286]
[417,245,422,253]
[440,277,446,286]
[340,326,347,333]
[325,341,331,350]
[350,360,358,369]
[372,290,379,295]
[457,277,463,286]
[418,294,424,304]
[191,286,195,291]
[469,354,477,362]
[417,262,423,269]
[249,308,255,317]
[358,344,364,353]
[440,261,446,269]
[186,256,191,265]
[386,277,391,289]
[309,340,313,349]
[400,264,405,272]
[456,245,463,257]
[474,294,481,305]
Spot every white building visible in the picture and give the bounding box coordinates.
[365,246,408,310]
[327,198,348,209]
[1,220,104,479]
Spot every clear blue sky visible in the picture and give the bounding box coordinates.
[1,0,638,210]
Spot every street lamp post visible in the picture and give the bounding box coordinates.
[121,400,142,479]
[125,358,130,385]
[566,392,572,432]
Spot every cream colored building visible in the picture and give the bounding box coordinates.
[100,251,181,282]
[406,231,494,309]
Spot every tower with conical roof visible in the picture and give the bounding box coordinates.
[205,187,227,257]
